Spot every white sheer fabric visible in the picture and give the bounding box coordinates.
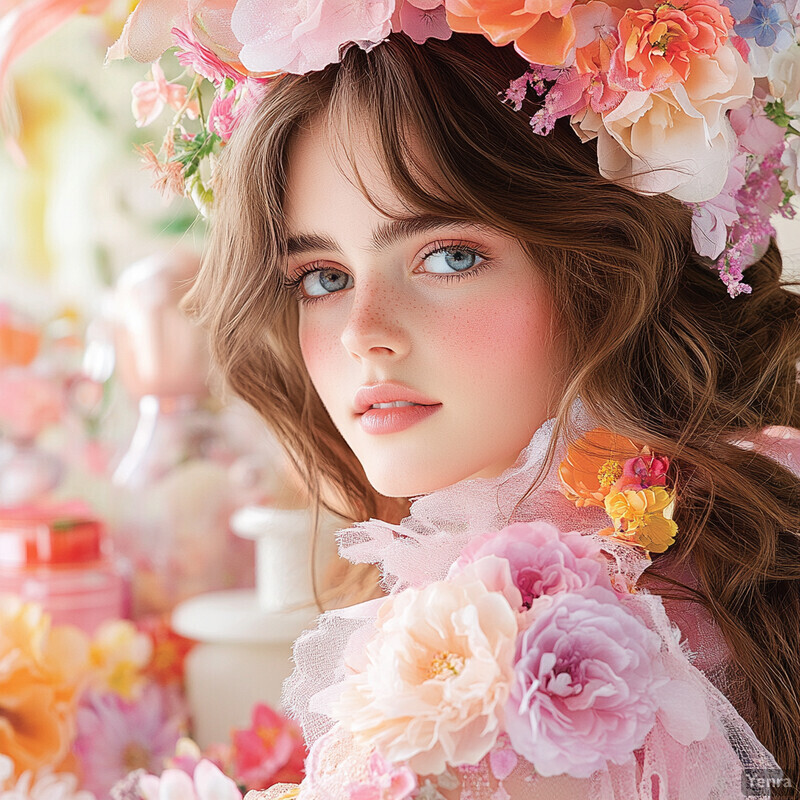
[252,397,795,800]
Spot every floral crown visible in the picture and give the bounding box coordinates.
[106,0,800,297]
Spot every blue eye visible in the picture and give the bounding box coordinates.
[283,241,491,305]
[298,268,353,299]
[422,245,485,274]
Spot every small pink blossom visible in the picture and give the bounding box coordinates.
[231,0,394,75]
[131,62,199,128]
[449,522,616,625]
[505,586,669,778]
[230,703,305,789]
[172,28,242,83]
[616,454,670,491]
[346,751,417,800]
[391,1,452,44]
[208,91,237,142]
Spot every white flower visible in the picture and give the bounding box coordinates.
[782,134,800,194]
[0,757,96,800]
[331,576,518,776]
[768,43,800,115]
[573,44,754,202]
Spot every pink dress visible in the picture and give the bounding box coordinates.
[253,399,798,800]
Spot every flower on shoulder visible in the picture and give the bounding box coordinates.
[504,585,669,778]
[559,428,678,555]
[603,486,678,553]
[0,755,95,800]
[331,576,517,776]
[448,521,619,627]
[345,750,417,800]
[558,427,644,508]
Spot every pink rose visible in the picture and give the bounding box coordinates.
[449,522,616,624]
[505,586,668,778]
[231,0,395,75]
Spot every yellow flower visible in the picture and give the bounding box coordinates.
[0,595,89,775]
[89,620,152,700]
[603,487,678,553]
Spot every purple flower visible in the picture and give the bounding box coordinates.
[723,0,754,22]
[73,685,187,797]
[504,586,669,778]
[735,0,794,48]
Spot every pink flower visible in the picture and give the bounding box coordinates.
[449,522,616,624]
[231,703,306,790]
[346,751,417,800]
[139,760,242,800]
[728,95,785,155]
[73,685,187,797]
[208,91,237,142]
[617,453,670,491]
[231,0,394,75]
[0,369,64,440]
[172,27,242,83]
[391,1,452,44]
[131,62,199,128]
[504,586,668,778]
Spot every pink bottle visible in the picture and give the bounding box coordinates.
[0,501,129,633]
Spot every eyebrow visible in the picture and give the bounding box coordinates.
[285,215,489,258]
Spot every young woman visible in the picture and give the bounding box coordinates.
[180,27,800,800]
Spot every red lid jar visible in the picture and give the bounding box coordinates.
[0,502,130,633]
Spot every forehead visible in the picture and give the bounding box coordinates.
[283,116,435,237]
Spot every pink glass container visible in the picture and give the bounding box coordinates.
[0,503,129,633]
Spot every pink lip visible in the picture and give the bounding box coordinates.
[353,382,440,415]
[358,403,442,435]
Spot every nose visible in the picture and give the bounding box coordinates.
[339,277,411,362]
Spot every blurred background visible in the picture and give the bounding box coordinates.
[0,12,799,800]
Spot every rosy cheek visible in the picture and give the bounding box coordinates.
[438,292,551,372]
[298,321,335,387]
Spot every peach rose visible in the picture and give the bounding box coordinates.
[0,596,89,775]
[613,0,733,91]
[573,43,754,202]
[445,0,578,66]
[331,576,517,776]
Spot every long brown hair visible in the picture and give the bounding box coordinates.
[183,33,800,789]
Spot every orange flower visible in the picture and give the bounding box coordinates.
[558,427,643,509]
[614,0,733,90]
[445,0,578,66]
[0,596,90,775]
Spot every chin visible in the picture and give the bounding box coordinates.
[362,459,477,498]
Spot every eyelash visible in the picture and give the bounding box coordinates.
[281,240,493,306]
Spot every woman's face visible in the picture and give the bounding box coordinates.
[283,122,566,497]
